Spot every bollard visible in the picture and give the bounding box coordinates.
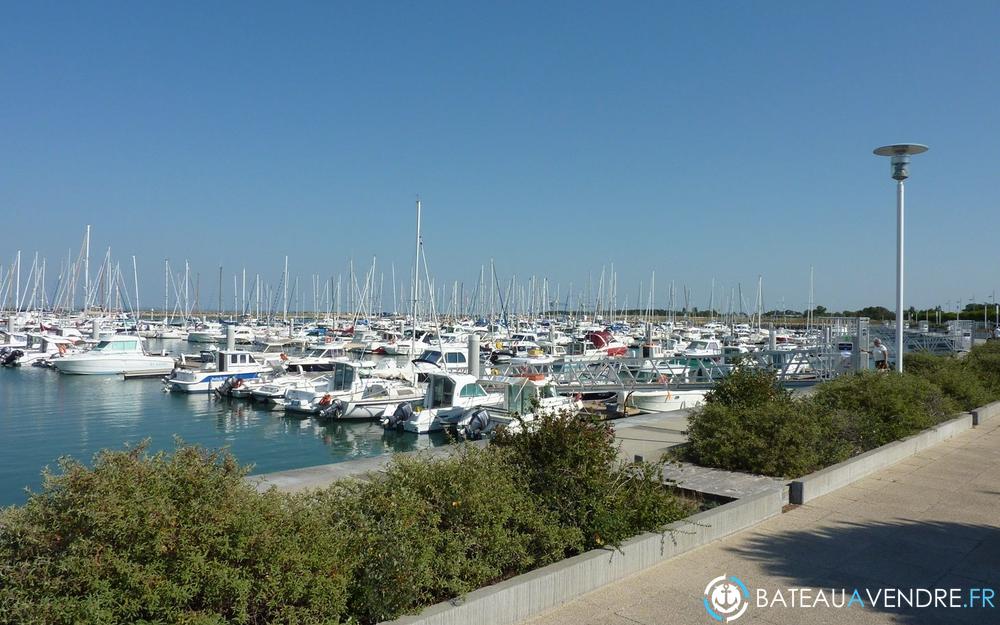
[468,333,480,379]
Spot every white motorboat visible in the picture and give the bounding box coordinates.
[617,387,707,414]
[53,335,175,376]
[187,322,224,343]
[283,361,366,414]
[249,372,331,404]
[457,374,583,437]
[384,372,503,434]
[411,345,470,374]
[164,349,282,393]
[319,380,425,420]
[15,333,84,367]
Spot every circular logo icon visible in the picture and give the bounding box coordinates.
[703,575,749,622]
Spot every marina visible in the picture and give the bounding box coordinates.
[0,338,448,506]
[0,281,978,509]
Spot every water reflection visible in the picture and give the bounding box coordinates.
[0,345,448,506]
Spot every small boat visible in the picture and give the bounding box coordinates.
[463,374,583,437]
[318,380,425,420]
[53,335,175,376]
[164,349,282,393]
[283,361,366,414]
[617,387,707,414]
[382,372,504,434]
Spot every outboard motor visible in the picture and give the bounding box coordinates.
[215,376,239,397]
[1,348,24,367]
[319,399,347,420]
[461,407,492,440]
[382,402,415,430]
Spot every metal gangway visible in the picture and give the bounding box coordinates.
[484,344,848,397]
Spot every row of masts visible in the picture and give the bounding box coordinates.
[2,221,813,330]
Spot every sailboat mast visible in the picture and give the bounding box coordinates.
[410,198,421,361]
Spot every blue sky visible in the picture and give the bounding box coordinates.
[2,1,998,313]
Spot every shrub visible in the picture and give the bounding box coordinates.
[345,445,576,619]
[492,412,692,551]
[702,366,792,408]
[686,367,850,477]
[904,352,995,411]
[963,341,1000,397]
[1,417,693,625]
[808,372,959,452]
[0,443,351,625]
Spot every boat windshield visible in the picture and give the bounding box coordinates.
[416,350,441,363]
[95,339,139,352]
[331,364,355,391]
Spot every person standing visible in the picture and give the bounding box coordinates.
[871,338,889,370]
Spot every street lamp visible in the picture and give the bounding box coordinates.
[874,143,929,373]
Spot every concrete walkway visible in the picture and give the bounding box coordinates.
[522,419,1000,625]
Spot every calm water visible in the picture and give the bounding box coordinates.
[0,340,446,506]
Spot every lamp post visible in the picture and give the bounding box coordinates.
[874,143,928,373]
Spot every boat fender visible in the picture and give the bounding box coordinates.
[318,393,333,407]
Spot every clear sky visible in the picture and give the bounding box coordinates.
[2,1,998,314]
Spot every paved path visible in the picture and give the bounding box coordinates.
[523,419,1000,625]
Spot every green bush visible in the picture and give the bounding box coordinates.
[686,367,851,478]
[332,445,576,621]
[904,352,995,411]
[492,412,692,551]
[0,444,351,625]
[685,366,966,478]
[1,417,692,625]
[703,366,792,408]
[964,341,1000,396]
[808,371,958,452]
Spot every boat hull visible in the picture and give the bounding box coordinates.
[54,355,175,376]
[167,371,264,393]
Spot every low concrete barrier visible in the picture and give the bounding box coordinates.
[972,400,1000,426]
[249,440,487,493]
[789,412,975,504]
[381,488,784,625]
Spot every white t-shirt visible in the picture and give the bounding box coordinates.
[873,343,888,361]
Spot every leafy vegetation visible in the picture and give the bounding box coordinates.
[0,417,692,625]
[685,345,1000,479]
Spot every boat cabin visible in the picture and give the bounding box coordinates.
[424,372,489,409]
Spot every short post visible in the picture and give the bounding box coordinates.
[226,324,236,351]
[92,319,101,340]
[468,333,480,379]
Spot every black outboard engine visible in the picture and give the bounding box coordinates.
[1,348,24,367]
[319,399,347,420]
[215,376,238,397]
[461,407,492,440]
[382,402,415,430]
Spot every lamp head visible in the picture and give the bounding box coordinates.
[873,144,929,181]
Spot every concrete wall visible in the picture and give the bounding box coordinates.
[789,412,974,504]
[249,440,487,493]
[381,488,783,625]
[972,400,1000,426]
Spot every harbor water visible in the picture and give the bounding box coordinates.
[0,340,446,506]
